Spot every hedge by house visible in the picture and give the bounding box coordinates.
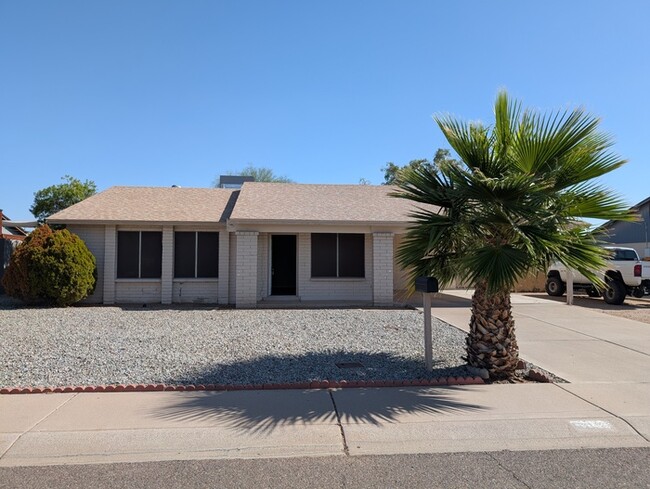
[1,225,96,306]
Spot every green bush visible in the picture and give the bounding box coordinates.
[2,225,96,306]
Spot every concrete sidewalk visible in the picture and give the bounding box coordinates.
[1,384,647,467]
[1,291,649,467]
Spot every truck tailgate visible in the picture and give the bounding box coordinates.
[643,262,650,279]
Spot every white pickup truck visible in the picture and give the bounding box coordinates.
[545,247,650,305]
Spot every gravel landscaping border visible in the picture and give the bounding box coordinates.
[0,296,559,390]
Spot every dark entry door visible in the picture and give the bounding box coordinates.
[271,235,297,295]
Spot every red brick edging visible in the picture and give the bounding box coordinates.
[0,376,485,394]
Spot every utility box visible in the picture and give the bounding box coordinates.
[415,276,439,293]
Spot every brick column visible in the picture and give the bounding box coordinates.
[235,231,258,308]
[103,225,116,304]
[372,232,394,306]
[218,230,229,304]
[161,226,173,304]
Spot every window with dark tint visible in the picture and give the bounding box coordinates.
[174,231,219,278]
[197,232,219,277]
[311,233,364,278]
[140,232,162,278]
[117,232,139,278]
[338,234,365,277]
[117,231,162,279]
[311,233,337,277]
[174,232,196,278]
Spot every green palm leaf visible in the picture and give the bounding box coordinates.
[394,91,634,294]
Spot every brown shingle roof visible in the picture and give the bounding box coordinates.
[48,187,237,224]
[229,182,422,224]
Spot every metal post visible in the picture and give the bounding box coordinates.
[423,292,433,371]
[566,268,574,305]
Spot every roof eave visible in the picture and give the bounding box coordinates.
[228,218,409,228]
[46,219,228,226]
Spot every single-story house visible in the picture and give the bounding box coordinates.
[0,210,30,294]
[597,196,650,259]
[47,183,423,307]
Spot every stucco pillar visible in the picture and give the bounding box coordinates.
[235,231,258,308]
[161,226,173,304]
[372,232,394,306]
[103,225,116,304]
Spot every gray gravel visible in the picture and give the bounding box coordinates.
[0,298,474,388]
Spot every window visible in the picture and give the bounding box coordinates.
[174,232,219,278]
[311,233,364,278]
[117,231,162,278]
[613,249,638,261]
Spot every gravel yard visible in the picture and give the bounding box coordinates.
[0,298,474,388]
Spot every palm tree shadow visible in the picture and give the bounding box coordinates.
[154,388,483,435]
[152,351,484,435]
[167,351,473,388]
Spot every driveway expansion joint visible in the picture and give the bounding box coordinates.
[0,392,78,461]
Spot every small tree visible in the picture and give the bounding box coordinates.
[31,175,97,222]
[382,150,457,185]
[2,225,96,306]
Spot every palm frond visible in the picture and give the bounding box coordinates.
[394,91,632,295]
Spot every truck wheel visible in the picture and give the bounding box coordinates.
[587,287,601,297]
[545,277,565,297]
[632,288,644,299]
[603,280,626,305]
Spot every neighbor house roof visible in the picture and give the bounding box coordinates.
[48,187,238,225]
[1,211,29,239]
[229,182,426,225]
[597,195,650,232]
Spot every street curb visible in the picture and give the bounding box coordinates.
[0,376,485,394]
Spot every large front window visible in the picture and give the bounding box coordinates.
[174,232,219,278]
[117,231,162,278]
[311,233,364,278]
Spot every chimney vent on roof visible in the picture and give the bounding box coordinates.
[217,175,254,188]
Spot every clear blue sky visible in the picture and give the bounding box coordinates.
[2,1,649,220]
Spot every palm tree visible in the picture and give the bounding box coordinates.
[394,92,635,380]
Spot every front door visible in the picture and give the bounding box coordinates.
[271,235,297,295]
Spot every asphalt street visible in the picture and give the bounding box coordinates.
[1,448,648,489]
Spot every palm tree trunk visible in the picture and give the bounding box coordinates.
[466,282,519,379]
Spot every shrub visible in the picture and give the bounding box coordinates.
[2,225,96,306]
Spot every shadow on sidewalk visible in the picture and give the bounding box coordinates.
[153,387,483,434]
[151,351,483,434]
